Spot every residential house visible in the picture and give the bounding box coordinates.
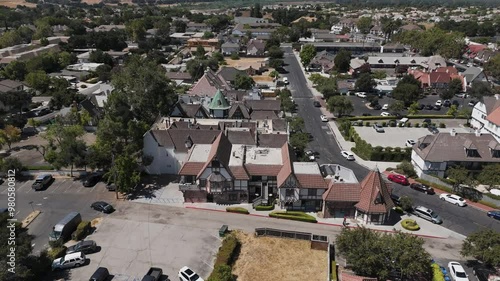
[246,39,266,56]
[234,17,269,25]
[370,25,384,36]
[217,67,249,85]
[465,44,487,60]
[323,169,394,225]
[165,72,194,86]
[474,49,499,65]
[399,24,423,32]
[169,101,210,119]
[471,94,500,142]
[186,22,211,32]
[188,69,231,97]
[0,80,26,111]
[407,66,465,91]
[411,131,500,177]
[365,55,446,70]
[308,50,336,73]
[221,42,240,55]
[462,67,488,86]
[170,32,204,44]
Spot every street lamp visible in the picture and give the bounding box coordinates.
[29,201,35,212]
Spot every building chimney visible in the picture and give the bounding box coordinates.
[450,129,457,136]
[475,130,481,137]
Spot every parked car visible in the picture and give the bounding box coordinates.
[66,240,97,255]
[410,183,435,195]
[283,77,289,84]
[428,125,439,134]
[487,210,500,220]
[423,118,432,124]
[320,115,328,122]
[91,201,114,213]
[106,183,116,191]
[179,266,204,281]
[32,174,53,190]
[52,252,86,271]
[433,105,442,111]
[412,206,443,224]
[362,113,372,116]
[425,104,434,110]
[90,267,110,281]
[390,194,401,206]
[313,101,321,107]
[341,151,355,161]
[452,100,460,107]
[456,93,468,98]
[372,104,382,110]
[387,174,409,185]
[83,173,102,187]
[468,100,477,107]
[380,112,390,117]
[382,104,389,110]
[305,150,316,161]
[435,100,442,106]
[355,92,367,98]
[448,261,470,281]
[142,267,163,281]
[373,123,385,133]
[470,260,499,281]
[443,99,451,107]
[405,139,416,147]
[440,193,467,206]
[417,104,425,110]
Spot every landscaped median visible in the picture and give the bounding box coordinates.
[269,211,317,223]
[226,206,250,214]
[431,263,445,281]
[207,232,240,281]
[401,219,420,231]
[255,203,275,211]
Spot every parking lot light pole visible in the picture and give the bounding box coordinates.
[29,201,35,212]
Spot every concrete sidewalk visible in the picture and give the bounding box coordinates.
[184,202,464,240]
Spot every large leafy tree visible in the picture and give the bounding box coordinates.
[1,61,27,81]
[395,28,465,59]
[392,75,422,106]
[327,96,353,117]
[461,229,500,267]
[107,152,141,196]
[355,73,376,92]
[357,17,372,34]
[334,49,352,73]
[336,227,432,280]
[485,53,500,80]
[468,81,495,101]
[299,44,316,66]
[0,125,21,150]
[24,70,50,94]
[477,164,500,186]
[442,78,463,100]
[233,73,255,90]
[0,91,31,114]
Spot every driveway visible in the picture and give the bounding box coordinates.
[353,126,472,148]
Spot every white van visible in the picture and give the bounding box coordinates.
[398,118,409,125]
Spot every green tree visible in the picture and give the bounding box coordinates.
[212,52,224,63]
[400,196,413,212]
[58,51,77,69]
[388,100,405,115]
[89,49,114,66]
[299,44,316,66]
[446,78,463,98]
[268,46,284,59]
[357,17,373,34]
[49,78,84,109]
[334,49,352,73]
[1,61,27,81]
[95,64,112,82]
[327,96,353,117]
[202,31,214,39]
[447,165,473,185]
[195,45,207,59]
[250,3,263,18]
[125,19,146,42]
[392,80,421,106]
[355,73,376,92]
[269,58,284,69]
[468,81,495,101]
[269,70,279,78]
[484,53,500,80]
[25,70,50,94]
[290,132,309,152]
[0,156,25,174]
[233,73,255,90]
[461,229,500,267]
[371,70,387,80]
[408,102,420,115]
[0,91,31,114]
[186,58,219,81]
[0,125,21,150]
[477,164,500,186]
[287,116,305,132]
[277,89,294,113]
[397,160,417,177]
[108,152,141,196]
[458,107,473,125]
[446,105,458,117]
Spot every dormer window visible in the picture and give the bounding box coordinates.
[378,59,383,63]
[410,59,416,64]
[465,148,480,157]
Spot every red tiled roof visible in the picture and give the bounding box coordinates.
[341,272,378,281]
[295,174,326,189]
[429,72,450,83]
[277,143,293,187]
[323,182,361,202]
[229,166,250,180]
[486,106,500,126]
[468,44,487,54]
[435,66,458,75]
[179,162,205,176]
[244,164,282,176]
[197,132,233,178]
[355,170,395,214]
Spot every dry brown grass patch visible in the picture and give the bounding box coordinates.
[232,231,327,281]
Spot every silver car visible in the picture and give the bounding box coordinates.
[373,123,385,133]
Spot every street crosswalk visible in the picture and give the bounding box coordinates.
[2,179,109,195]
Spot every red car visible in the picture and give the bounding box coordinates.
[387,174,409,185]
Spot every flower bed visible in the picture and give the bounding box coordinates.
[401,219,420,231]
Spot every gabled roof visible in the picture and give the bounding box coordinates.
[228,102,251,119]
[435,66,458,75]
[462,67,485,83]
[217,67,246,83]
[429,72,450,84]
[181,104,209,118]
[257,134,288,148]
[277,143,295,187]
[355,169,394,214]
[188,69,231,97]
[247,39,265,51]
[208,89,230,110]
[148,128,220,153]
[323,181,361,202]
[486,106,500,126]
[197,132,233,178]
[482,95,500,115]
[80,98,101,118]
[250,110,279,120]
[226,130,256,145]
[246,100,281,111]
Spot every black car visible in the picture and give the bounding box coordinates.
[443,100,451,107]
[313,101,321,107]
[452,100,460,107]
[417,104,425,110]
[410,183,435,195]
[66,240,97,254]
[83,174,102,187]
[469,260,499,281]
[423,118,432,124]
[390,194,401,206]
[372,104,382,110]
[425,104,434,110]
[91,201,114,213]
[433,105,441,111]
[362,113,372,116]
[428,125,439,134]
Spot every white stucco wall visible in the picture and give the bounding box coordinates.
[143,132,182,175]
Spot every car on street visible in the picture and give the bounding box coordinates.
[313,101,321,107]
[52,252,86,271]
[410,183,435,194]
[413,206,443,224]
[387,174,409,185]
[390,194,401,206]
[443,99,451,107]
[435,100,442,106]
[32,174,53,191]
[66,240,97,254]
[405,139,416,147]
[470,260,499,281]
[382,104,389,110]
[373,123,385,133]
[179,266,204,281]
[341,151,355,161]
[487,210,500,220]
[428,125,439,134]
[320,115,328,122]
[380,112,390,117]
[283,77,289,84]
[355,92,367,98]
[91,201,114,213]
[448,261,470,281]
[83,173,102,187]
[440,193,467,206]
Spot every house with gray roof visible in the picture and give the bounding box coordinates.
[411,131,500,177]
[462,67,488,86]
[221,42,240,55]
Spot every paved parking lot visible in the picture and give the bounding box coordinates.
[354,126,472,148]
[54,202,221,281]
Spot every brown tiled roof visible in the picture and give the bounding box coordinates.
[149,130,174,147]
[228,102,251,119]
[258,134,288,148]
[296,174,326,189]
[244,164,282,176]
[429,72,450,83]
[229,166,250,180]
[435,66,458,75]
[180,104,209,118]
[160,129,220,153]
[179,162,205,176]
[188,69,231,97]
[197,132,233,178]
[277,143,293,187]
[323,182,361,202]
[246,100,281,111]
[250,110,279,120]
[341,272,377,281]
[486,106,500,126]
[415,133,500,162]
[227,130,256,145]
[355,169,394,214]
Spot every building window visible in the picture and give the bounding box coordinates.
[308,189,316,196]
[285,189,294,197]
[199,179,206,187]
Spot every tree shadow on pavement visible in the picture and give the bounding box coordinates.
[126,175,176,200]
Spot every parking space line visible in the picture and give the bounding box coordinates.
[16,181,30,192]
[49,180,66,194]
[64,180,78,193]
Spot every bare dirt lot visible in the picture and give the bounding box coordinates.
[226,57,267,70]
[232,231,328,281]
[0,0,36,8]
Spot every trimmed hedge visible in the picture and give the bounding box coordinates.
[401,219,420,231]
[269,211,317,223]
[394,207,404,214]
[226,207,249,214]
[72,221,91,241]
[331,261,338,281]
[432,263,445,281]
[208,234,240,281]
[255,204,275,211]
[48,247,66,260]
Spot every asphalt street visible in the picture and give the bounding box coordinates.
[282,46,500,237]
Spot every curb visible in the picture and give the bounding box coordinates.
[21,210,41,228]
[184,206,447,239]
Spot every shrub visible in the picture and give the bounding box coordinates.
[389,121,397,127]
[439,123,446,128]
[431,123,436,127]
[394,206,404,214]
[423,122,429,128]
[48,247,66,260]
[400,196,413,212]
[72,221,91,241]
[269,211,317,223]
[365,121,371,126]
[48,239,64,249]
[214,234,240,267]
[382,121,387,127]
[415,122,420,127]
[406,122,411,127]
[401,219,420,231]
[255,204,275,211]
[386,167,394,171]
[226,207,249,214]
[397,160,417,178]
[208,265,233,281]
[331,261,338,281]
[432,263,445,281]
